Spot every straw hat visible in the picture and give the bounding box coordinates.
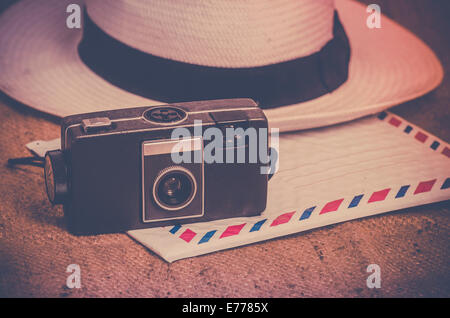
[0,0,443,132]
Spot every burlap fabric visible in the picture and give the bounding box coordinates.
[0,0,449,297]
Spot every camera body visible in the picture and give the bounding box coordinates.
[45,99,269,235]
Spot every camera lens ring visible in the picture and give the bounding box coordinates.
[152,166,197,211]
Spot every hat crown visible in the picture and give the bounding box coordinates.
[85,0,335,68]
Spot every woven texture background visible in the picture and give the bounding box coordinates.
[0,0,449,297]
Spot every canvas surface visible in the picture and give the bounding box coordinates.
[1,96,449,297]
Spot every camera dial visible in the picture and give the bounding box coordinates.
[152,166,197,211]
[44,150,69,204]
[143,106,187,125]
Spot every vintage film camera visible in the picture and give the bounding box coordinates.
[44,99,272,235]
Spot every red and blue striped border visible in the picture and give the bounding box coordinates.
[378,111,450,158]
[169,177,450,244]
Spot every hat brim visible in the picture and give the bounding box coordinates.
[0,0,443,132]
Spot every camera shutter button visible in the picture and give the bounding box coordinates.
[81,117,112,133]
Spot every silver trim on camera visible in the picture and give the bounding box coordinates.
[143,138,202,156]
[63,105,260,147]
[141,137,204,223]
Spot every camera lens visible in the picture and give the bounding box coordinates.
[153,167,197,211]
[162,177,182,198]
